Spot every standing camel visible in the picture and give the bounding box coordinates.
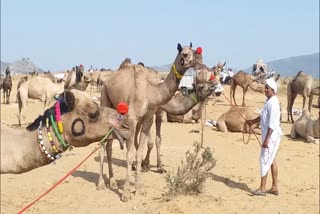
[2,67,12,104]
[287,71,320,123]
[17,76,65,125]
[1,89,129,174]
[229,70,264,107]
[142,72,217,171]
[99,43,201,201]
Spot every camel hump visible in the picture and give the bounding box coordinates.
[119,58,132,69]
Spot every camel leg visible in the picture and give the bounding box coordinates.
[232,85,237,106]
[242,87,248,107]
[135,118,153,196]
[216,119,228,132]
[288,93,297,123]
[97,145,106,190]
[121,118,137,202]
[308,95,313,113]
[302,96,306,110]
[106,139,117,189]
[155,110,165,172]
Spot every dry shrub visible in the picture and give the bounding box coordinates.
[164,142,216,200]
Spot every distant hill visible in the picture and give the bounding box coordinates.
[243,53,319,78]
[0,57,44,75]
[152,53,319,79]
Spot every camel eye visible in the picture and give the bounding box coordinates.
[88,111,100,122]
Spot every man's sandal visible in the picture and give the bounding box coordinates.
[251,189,266,196]
[266,189,279,196]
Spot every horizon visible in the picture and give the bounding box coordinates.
[1,0,319,71]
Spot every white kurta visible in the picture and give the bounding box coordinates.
[259,95,283,176]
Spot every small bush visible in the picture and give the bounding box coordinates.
[164,142,216,200]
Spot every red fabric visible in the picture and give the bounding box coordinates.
[117,102,129,114]
[210,74,215,81]
[196,47,203,54]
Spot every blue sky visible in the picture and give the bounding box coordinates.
[1,0,319,71]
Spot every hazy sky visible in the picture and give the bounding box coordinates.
[1,0,319,71]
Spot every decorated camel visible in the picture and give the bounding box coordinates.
[166,100,205,123]
[216,106,260,133]
[1,89,129,174]
[290,109,319,144]
[229,70,264,107]
[287,71,320,123]
[17,76,65,125]
[99,43,202,201]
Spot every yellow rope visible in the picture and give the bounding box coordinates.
[172,64,183,79]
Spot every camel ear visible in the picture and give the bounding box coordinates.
[177,43,182,53]
[63,90,75,111]
[189,42,192,48]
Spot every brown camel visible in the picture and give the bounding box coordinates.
[229,70,264,107]
[287,71,320,123]
[17,76,65,125]
[2,76,12,104]
[142,73,217,172]
[99,43,201,201]
[166,101,205,123]
[64,69,91,91]
[216,106,260,133]
[290,109,319,144]
[1,89,129,174]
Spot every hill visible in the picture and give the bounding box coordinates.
[243,52,319,78]
[152,53,319,78]
[0,57,44,75]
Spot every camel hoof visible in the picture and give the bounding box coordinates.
[157,167,167,173]
[121,191,132,202]
[109,178,118,189]
[96,177,106,190]
[131,164,136,171]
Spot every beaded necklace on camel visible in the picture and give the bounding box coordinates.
[37,100,71,162]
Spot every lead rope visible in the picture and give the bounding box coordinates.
[17,118,122,214]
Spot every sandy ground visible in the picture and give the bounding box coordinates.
[1,77,319,214]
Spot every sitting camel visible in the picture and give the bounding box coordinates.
[290,109,319,144]
[1,89,129,174]
[99,43,202,201]
[216,106,260,133]
[287,71,320,123]
[17,76,65,125]
[230,70,264,107]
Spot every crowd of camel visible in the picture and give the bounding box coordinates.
[1,43,319,202]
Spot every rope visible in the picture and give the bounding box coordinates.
[17,120,120,213]
[221,92,262,147]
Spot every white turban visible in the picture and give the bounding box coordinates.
[266,78,277,93]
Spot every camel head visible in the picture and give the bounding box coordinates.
[174,43,202,74]
[27,89,129,148]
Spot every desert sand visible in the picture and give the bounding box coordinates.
[1,77,319,214]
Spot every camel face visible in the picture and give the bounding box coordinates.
[176,43,200,70]
[55,90,129,147]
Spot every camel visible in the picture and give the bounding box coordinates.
[99,43,201,201]
[229,70,264,107]
[216,106,260,133]
[2,76,12,104]
[290,109,319,144]
[142,73,217,171]
[17,76,65,125]
[287,71,320,123]
[64,67,91,91]
[1,89,129,174]
[166,101,205,123]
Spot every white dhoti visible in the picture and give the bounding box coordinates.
[260,129,282,177]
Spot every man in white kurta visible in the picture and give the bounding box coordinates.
[247,78,282,196]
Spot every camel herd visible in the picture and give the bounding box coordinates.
[0,43,319,202]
